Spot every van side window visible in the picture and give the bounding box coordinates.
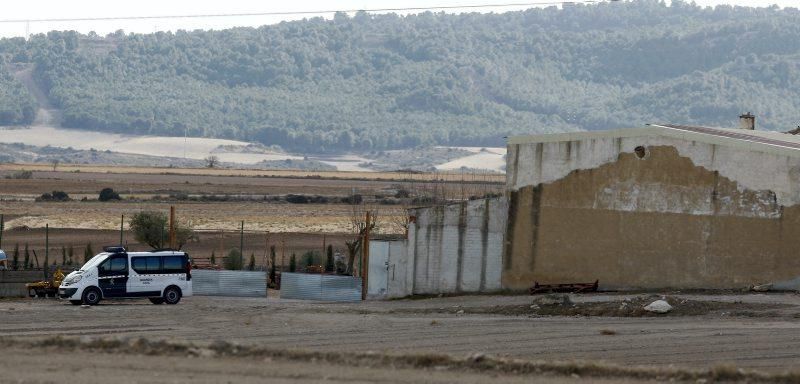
[162,256,186,274]
[99,256,127,276]
[132,256,161,274]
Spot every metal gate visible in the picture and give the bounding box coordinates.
[192,270,267,297]
[280,273,361,302]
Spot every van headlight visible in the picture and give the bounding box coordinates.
[66,275,82,284]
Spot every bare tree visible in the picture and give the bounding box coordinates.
[345,200,379,275]
[51,159,59,171]
[205,155,219,168]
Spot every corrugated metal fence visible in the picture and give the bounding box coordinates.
[192,270,267,297]
[280,273,362,302]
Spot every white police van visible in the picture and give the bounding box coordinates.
[59,247,192,305]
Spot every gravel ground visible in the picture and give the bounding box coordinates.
[2,293,800,382]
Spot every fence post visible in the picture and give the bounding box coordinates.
[120,214,124,246]
[361,211,371,301]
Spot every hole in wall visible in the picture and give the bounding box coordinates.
[634,146,647,159]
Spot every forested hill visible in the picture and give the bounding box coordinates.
[1,1,800,152]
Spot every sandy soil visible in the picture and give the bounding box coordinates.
[435,147,507,173]
[2,294,800,379]
[0,200,406,234]
[0,344,629,384]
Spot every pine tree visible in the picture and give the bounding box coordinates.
[68,244,74,265]
[11,243,19,271]
[248,253,255,271]
[84,242,93,264]
[61,246,67,266]
[43,251,49,279]
[289,253,296,273]
[325,244,334,273]
[23,243,30,270]
[210,250,216,265]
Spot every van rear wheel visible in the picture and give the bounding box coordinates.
[81,287,101,305]
[163,286,181,305]
[149,298,165,305]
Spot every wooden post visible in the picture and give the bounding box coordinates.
[0,213,4,250]
[361,211,371,300]
[169,206,176,249]
[119,214,124,246]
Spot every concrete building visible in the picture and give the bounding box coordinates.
[505,122,800,290]
[372,118,800,298]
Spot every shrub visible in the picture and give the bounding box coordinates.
[37,190,70,202]
[5,170,32,179]
[129,211,194,249]
[223,249,243,270]
[269,245,277,285]
[84,242,93,264]
[286,194,309,204]
[98,187,121,201]
[341,194,363,205]
[302,251,317,267]
[248,253,256,271]
[325,245,334,272]
[11,243,19,270]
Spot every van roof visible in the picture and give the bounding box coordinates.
[97,251,187,257]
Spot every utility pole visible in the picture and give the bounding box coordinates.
[119,214,124,246]
[239,220,244,267]
[169,206,176,249]
[361,211,371,301]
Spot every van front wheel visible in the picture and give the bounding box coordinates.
[82,287,101,305]
[163,286,181,305]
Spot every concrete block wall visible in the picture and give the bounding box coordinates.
[402,198,506,296]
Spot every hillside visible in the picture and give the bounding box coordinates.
[1,1,800,151]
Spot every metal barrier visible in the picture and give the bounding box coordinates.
[280,272,362,302]
[192,270,267,297]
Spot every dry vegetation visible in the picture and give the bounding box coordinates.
[0,163,502,264]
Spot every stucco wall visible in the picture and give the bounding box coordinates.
[504,138,800,290]
[400,198,506,296]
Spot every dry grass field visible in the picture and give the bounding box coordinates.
[0,162,506,183]
[0,163,501,265]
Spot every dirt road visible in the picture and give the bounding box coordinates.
[2,294,800,382]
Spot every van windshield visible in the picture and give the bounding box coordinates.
[79,254,109,271]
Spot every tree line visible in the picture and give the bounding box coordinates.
[1,0,800,151]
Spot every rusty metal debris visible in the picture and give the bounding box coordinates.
[529,280,598,294]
